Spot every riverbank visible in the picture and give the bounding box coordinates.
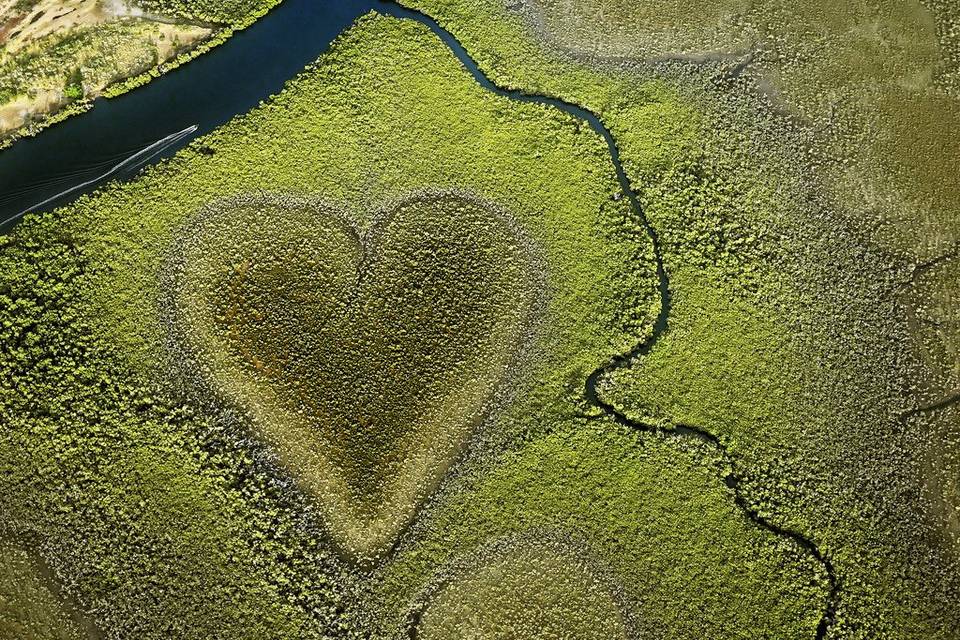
[0,0,283,149]
[0,0,381,231]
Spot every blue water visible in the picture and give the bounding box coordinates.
[0,0,381,230]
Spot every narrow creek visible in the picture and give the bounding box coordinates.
[377,3,839,638]
[0,1,838,637]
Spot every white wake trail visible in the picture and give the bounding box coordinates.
[2,124,198,227]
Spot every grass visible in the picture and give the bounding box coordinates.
[910,253,960,395]
[133,0,279,25]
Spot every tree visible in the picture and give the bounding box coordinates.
[64,68,84,102]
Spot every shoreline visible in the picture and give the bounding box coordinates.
[0,0,284,151]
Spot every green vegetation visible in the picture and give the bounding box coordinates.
[62,67,83,101]
[520,0,750,59]
[915,400,960,555]
[12,0,40,13]
[0,218,354,637]
[133,0,279,25]
[5,0,954,637]
[2,13,767,637]
[0,538,92,640]
[396,0,960,637]
[375,422,826,639]
[412,532,631,640]
[517,0,960,258]
[165,192,537,562]
[910,254,960,398]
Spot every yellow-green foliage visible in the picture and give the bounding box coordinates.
[911,401,960,557]
[133,0,279,24]
[910,254,960,395]
[375,422,827,640]
[413,533,630,640]
[516,0,960,258]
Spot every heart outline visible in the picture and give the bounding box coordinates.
[161,190,545,562]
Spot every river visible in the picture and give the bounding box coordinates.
[0,0,382,231]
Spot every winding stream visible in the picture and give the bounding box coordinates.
[381,4,838,638]
[0,1,838,637]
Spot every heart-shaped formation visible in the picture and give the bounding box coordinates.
[165,192,536,562]
[409,532,631,639]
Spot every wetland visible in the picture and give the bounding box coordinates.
[1,1,958,639]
